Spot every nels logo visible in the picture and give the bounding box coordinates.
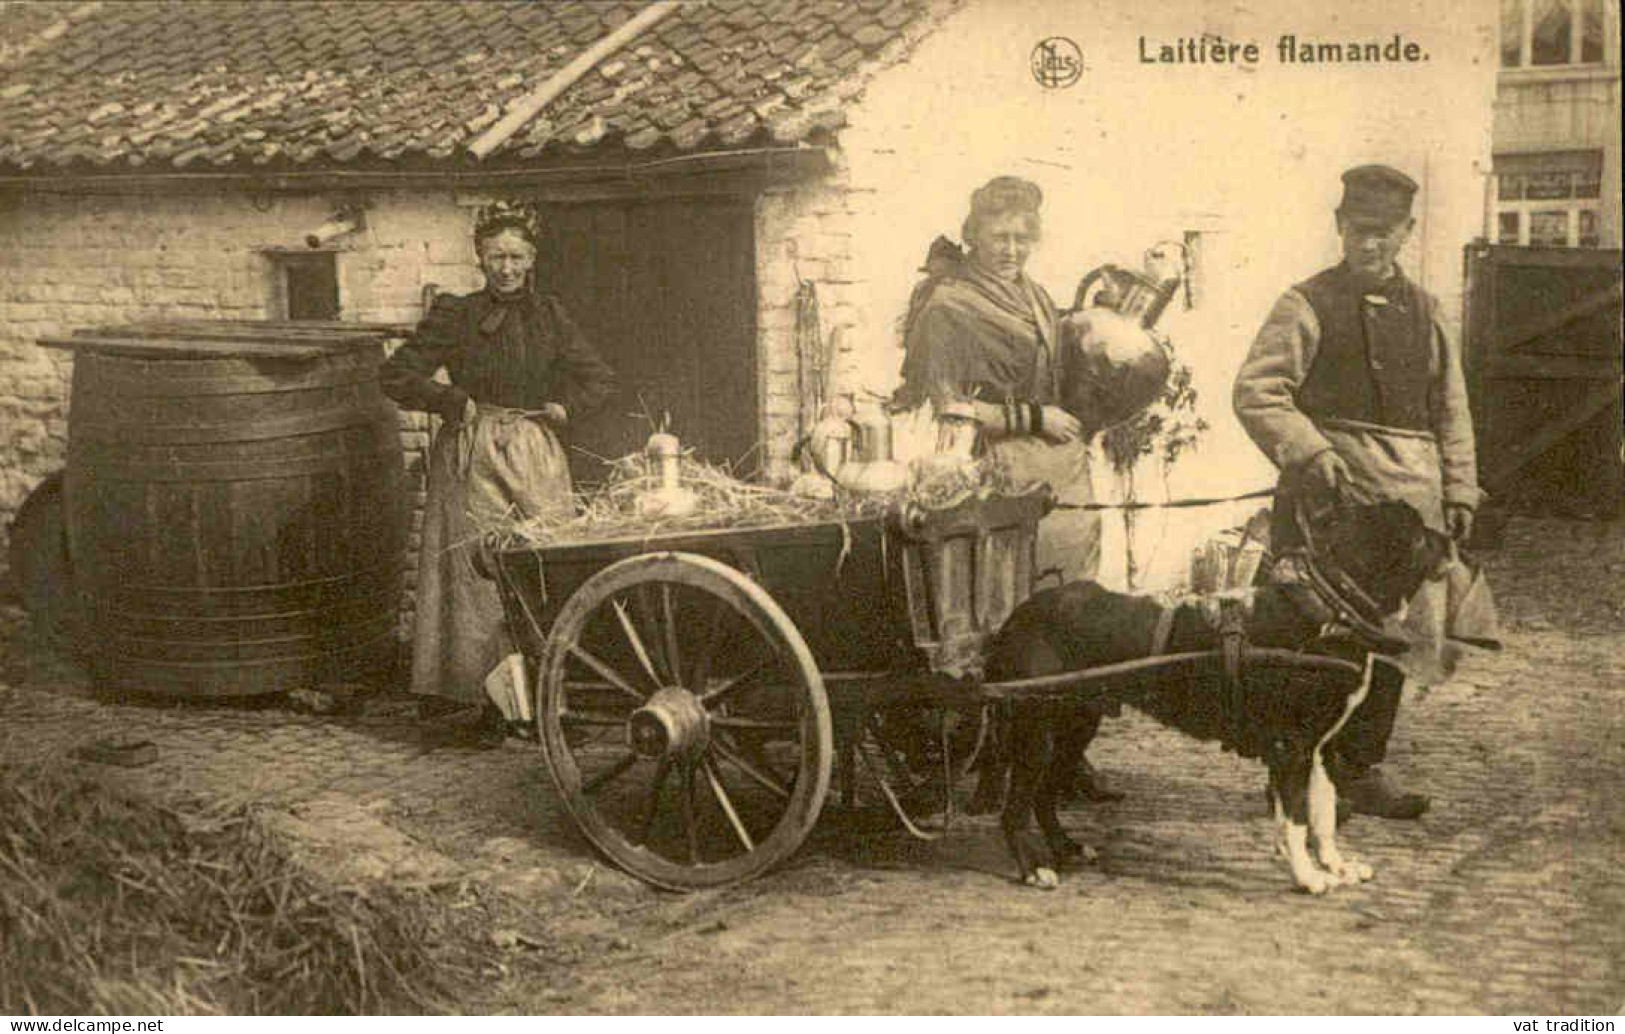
[1031,37,1083,89]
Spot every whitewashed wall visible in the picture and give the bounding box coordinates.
[763,0,1499,591]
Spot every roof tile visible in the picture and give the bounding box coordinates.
[0,0,942,172]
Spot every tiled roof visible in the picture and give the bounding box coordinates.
[0,0,939,174]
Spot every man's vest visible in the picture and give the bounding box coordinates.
[1294,264,1436,432]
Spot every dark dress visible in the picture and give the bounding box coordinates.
[382,287,615,701]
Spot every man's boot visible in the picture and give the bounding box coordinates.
[1335,764,1430,820]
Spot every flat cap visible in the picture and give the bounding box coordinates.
[1338,163,1418,223]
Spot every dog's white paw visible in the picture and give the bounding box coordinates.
[1293,868,1333,895]
[1024,867,1060,890]
[1057,840,1099,865]
[1314,846,1374,885]
[1330,856,1374,884]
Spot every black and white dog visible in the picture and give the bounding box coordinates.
[984,499,1452,893]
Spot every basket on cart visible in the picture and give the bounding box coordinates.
[489,488,1050,890]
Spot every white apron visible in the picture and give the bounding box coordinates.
[411,406,572,702]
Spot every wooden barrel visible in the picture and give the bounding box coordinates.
[43,322,406,697]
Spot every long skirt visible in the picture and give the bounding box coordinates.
[409,407,572,703]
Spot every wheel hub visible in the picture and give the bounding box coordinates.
[628,687,710,763]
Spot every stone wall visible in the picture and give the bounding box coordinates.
[0,189,484,637]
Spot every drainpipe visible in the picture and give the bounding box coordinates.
[467,1,682,160]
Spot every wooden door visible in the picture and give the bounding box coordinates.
[1463,243,1623,514]
[532,197,759,487]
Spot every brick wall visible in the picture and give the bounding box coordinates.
[754,180,869,482]
[0,188,484,639]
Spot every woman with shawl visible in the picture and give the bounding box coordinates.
[895,176,1117,799]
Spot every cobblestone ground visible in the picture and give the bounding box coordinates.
[2,513,1621,1015]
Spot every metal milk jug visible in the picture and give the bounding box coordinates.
[840,401,907,494]
[1057,250,1182,436]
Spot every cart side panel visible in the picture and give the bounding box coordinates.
[897,491,1047,679]
[491,517,916,676]
[747,522,915,674]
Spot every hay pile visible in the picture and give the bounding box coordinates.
[495,451,872,548]
[495,450,1029,549]
[0,765,473,1015]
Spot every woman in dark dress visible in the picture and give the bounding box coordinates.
[382,201,615,709]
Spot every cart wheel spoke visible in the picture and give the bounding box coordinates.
[635,757,671,846]
[709,715,799,735]
[660,582,683,689]
[583,752,639,796]
[566,644,647,704]
[632,583,675,685]
[709,735,791,800]
[680,765,701,864]
[700,655,768,706]
[703,760,756,852]
[687,594,729,692]
[558,709,627,727]
[612,598,664,688]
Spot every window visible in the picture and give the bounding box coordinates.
[266,251,340,320]
[1493,151,1605,247]
[1501,0,1606,68]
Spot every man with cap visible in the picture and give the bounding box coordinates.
[1232,163,1483,819]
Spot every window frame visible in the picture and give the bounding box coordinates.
[1490,150,1606,247]
[260,247,344,322]
[1501,0,1609,69]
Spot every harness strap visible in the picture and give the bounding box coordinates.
[1289,504,1410,654]
[1218,596,1249,744]
[1150,602,1179,657]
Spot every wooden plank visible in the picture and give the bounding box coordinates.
[1462,243,1497,455]
[192,318,413,334]
[40,334,330,360]
[79,321,406,342]
[1485,354,1624,380]
[1480,245,1625,270]
[1485,378,1621,488]
[1498,281,1624,354]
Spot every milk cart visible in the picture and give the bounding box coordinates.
[489,488,1365,890]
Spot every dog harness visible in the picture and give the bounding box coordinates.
[1149,592,1255,745]
[1286,504,1412,654]
[1217,597,1251,744]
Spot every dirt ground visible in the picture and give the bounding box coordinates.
[2,511,1621,1015]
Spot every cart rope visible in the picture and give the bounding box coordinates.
[855,731,944,841]
[1052,486,1275,512]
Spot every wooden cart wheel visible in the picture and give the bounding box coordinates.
[536,551,832,891]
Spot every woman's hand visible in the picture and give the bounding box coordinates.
[1037,405,1082,444]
